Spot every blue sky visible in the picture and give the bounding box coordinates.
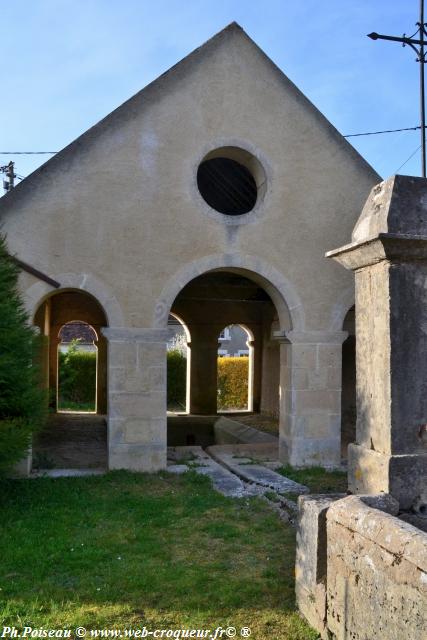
[0,0,422,183]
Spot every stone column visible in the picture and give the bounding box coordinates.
[102,327,168,472]
[187,325,219,415]
[279,330,347,468]
[327,175,427,509]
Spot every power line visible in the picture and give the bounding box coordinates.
[394,145,422,173]
[0,125,423,154]
[0,151,58,155]
[344,126,422,138]
[0,124,423,180]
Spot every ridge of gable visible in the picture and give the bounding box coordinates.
[0,21,380,214]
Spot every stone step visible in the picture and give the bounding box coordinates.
[167,446,246,497]
[207,447,309,495]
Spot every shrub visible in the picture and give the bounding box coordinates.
[58,341,97,410]
[217,356,248,410]
[0,234,47,475]
[167,349,187,409]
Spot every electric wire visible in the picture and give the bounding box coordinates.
[0,151,58,155]
[0,124,424,155]
[0,125,424,182]
[394,145,422,173]
[343,125,422,137]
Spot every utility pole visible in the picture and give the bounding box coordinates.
[368,0,427,177]
[1,160,15,193]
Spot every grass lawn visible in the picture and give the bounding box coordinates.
[278,465,348,494]
[0,471,317,640]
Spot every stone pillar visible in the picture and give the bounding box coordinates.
[103,327,168,472]
[187,325,219,415]
[279,331,347,468]
[327,175,427,509]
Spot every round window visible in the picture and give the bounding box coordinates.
[197,147,264,216]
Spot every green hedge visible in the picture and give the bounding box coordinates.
[167,350,187,410]
[58,344,96,410]
[217,356,249,410]
[167,353,249,411]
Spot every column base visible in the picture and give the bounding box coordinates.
[279,436,341,469]
[109,443,166,472]
[348,443,427,510]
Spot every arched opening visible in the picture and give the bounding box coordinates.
[167,313,191,413]
[57,321,98,413]
[166,269,289,447]
[341,306,356,460]
[217,324,254,412]
[31,289,108,470]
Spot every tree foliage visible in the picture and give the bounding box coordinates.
[0,234,47,474]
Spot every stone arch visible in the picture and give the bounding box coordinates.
[23,272,125,328]
[169,311,191,343]
[153,253,304,332]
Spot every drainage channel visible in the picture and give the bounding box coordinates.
[167,445,309,525]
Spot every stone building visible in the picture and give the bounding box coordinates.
[0,23,379,473]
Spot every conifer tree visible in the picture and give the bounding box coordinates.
[0,234,46,474]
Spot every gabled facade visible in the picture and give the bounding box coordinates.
[0,23,380,471]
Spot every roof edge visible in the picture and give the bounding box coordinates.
[0,20,380,213]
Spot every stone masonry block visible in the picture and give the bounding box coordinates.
[291,344,317,369]
[109,443,166,472]
[304,414,332,439]
[124,417,166,445]
[292,368,309,390]
[281,435,341,468]
[307,367,329,391]
[109,368,150,393]
[137,342,166,369]
[109,391,165,419]
[296,494,344,635]
[326,366,341,389]
[108,341,137,370]
[295,389,341,413]
[326,497,427,640]
[317,344,342,369]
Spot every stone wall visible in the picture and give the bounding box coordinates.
[296,494,427,639]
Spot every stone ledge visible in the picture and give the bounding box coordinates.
[327,495,427,573]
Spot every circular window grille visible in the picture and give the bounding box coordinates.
[197,156,258,215]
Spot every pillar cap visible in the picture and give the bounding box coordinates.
[353,175,427,243]
[326,175,427,270]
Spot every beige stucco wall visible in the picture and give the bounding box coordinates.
[0,24,378,332]
[0,23,380,471]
